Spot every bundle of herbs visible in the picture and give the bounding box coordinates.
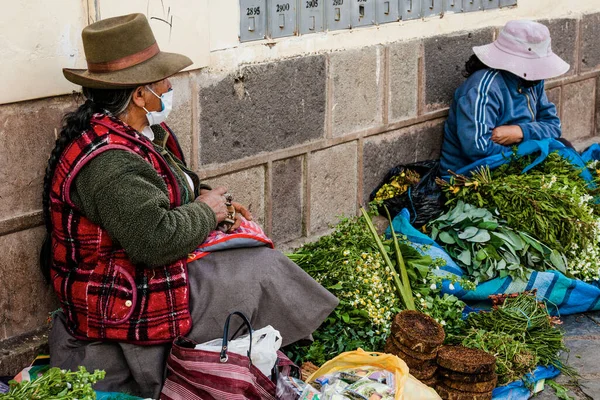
[286,209,469,365]
[0,366,105,400]
[439,154,598,260]
[429,201,568,284]
[373,169,421,202]
[286,212,411,365]
[451,293,570,385]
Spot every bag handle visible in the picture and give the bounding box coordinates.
[220,311,253,364]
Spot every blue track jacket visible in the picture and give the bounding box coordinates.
[440,68,561,174]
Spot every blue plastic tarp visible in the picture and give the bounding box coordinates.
[447,138,594,183]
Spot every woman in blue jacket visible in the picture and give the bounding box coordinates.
[441,20,570,174]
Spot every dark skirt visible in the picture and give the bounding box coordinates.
[49,247,338,398]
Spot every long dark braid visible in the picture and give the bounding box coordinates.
[463,54,490,78]
[40,87,135,282]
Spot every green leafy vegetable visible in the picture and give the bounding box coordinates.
[0,366,105,400]
[429,201,567,284]
[452,293,572,384]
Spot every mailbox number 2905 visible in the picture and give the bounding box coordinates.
[306,0,319,7]
[276,3,290,12]
[246,7,261,15]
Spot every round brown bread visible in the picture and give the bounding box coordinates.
[390,335,438,361]
[436,383,492,400]
[410,363,438,381]
[443,377,498,394]
[437,367,497,383]
[386,338,437,369]
[421,376,438,388]
[437,346,496,375]
[392,311,445,353]
[384,338,396,355]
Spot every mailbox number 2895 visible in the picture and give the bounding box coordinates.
[246,7,261,15]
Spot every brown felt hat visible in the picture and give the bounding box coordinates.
[63,13,192,89]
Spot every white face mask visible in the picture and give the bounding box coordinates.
[143,86,173,126]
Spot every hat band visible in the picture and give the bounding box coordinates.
[87,42,160,73]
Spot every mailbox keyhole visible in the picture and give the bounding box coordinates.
[384,1,390,14]
[309,15,316,30]
[335,7,341,21]
[429,0,434,9]
[407,0,413,12]
[279,13,285,28]
[248,16,256,32]
[359,5,365,17]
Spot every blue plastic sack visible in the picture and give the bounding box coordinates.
[446,138,594,183]
[388,209,600,315]
[491,366,561,400]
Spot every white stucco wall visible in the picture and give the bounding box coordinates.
[1,0,598,104]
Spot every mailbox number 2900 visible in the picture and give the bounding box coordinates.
[276,3,290,12]
[246,7,261,15]
[333,0,343,5]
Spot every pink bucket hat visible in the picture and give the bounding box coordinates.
[473,20,570,81]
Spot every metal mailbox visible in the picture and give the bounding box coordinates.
[482,0,499,9]
[351,0,375,27]
[445,0,462,13]
[401,0,422,20]
[299,0,325,34]
[499,0,517,7]
[463,0,482,12]
[421,0,443,17]
[375,0,400,24]
[240,0,267,42]
[268,0,297,38]
[326,0,351,31]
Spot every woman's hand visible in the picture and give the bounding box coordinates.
[196,186,229,223]
[229,202,253,231]
[491,125,524,146]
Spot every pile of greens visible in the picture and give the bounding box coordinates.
[451,293,570,384]
[439,152,598,255]
[0,367,105,400]
[429,201,568,284]
[286,210,468,365]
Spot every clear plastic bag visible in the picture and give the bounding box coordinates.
[195,325,282,377]
[306,349,441,400]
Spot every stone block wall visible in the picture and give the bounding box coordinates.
[1,14,600,374]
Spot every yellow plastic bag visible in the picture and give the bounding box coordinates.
[306,349,441,400]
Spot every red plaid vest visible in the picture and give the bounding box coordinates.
[49,114,192,344]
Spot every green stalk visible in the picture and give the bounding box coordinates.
[360,207,415,310]
[384,206,415,310]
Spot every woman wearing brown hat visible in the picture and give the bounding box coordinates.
[41,14,338,397]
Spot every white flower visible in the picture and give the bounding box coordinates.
[430,283,437,290]
[449,283,455,291]
[416,293,422,298]
[440,320,447,326]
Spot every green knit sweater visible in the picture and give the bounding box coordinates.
[71,138,216,268]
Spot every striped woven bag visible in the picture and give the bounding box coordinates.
[161,312,297,400]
